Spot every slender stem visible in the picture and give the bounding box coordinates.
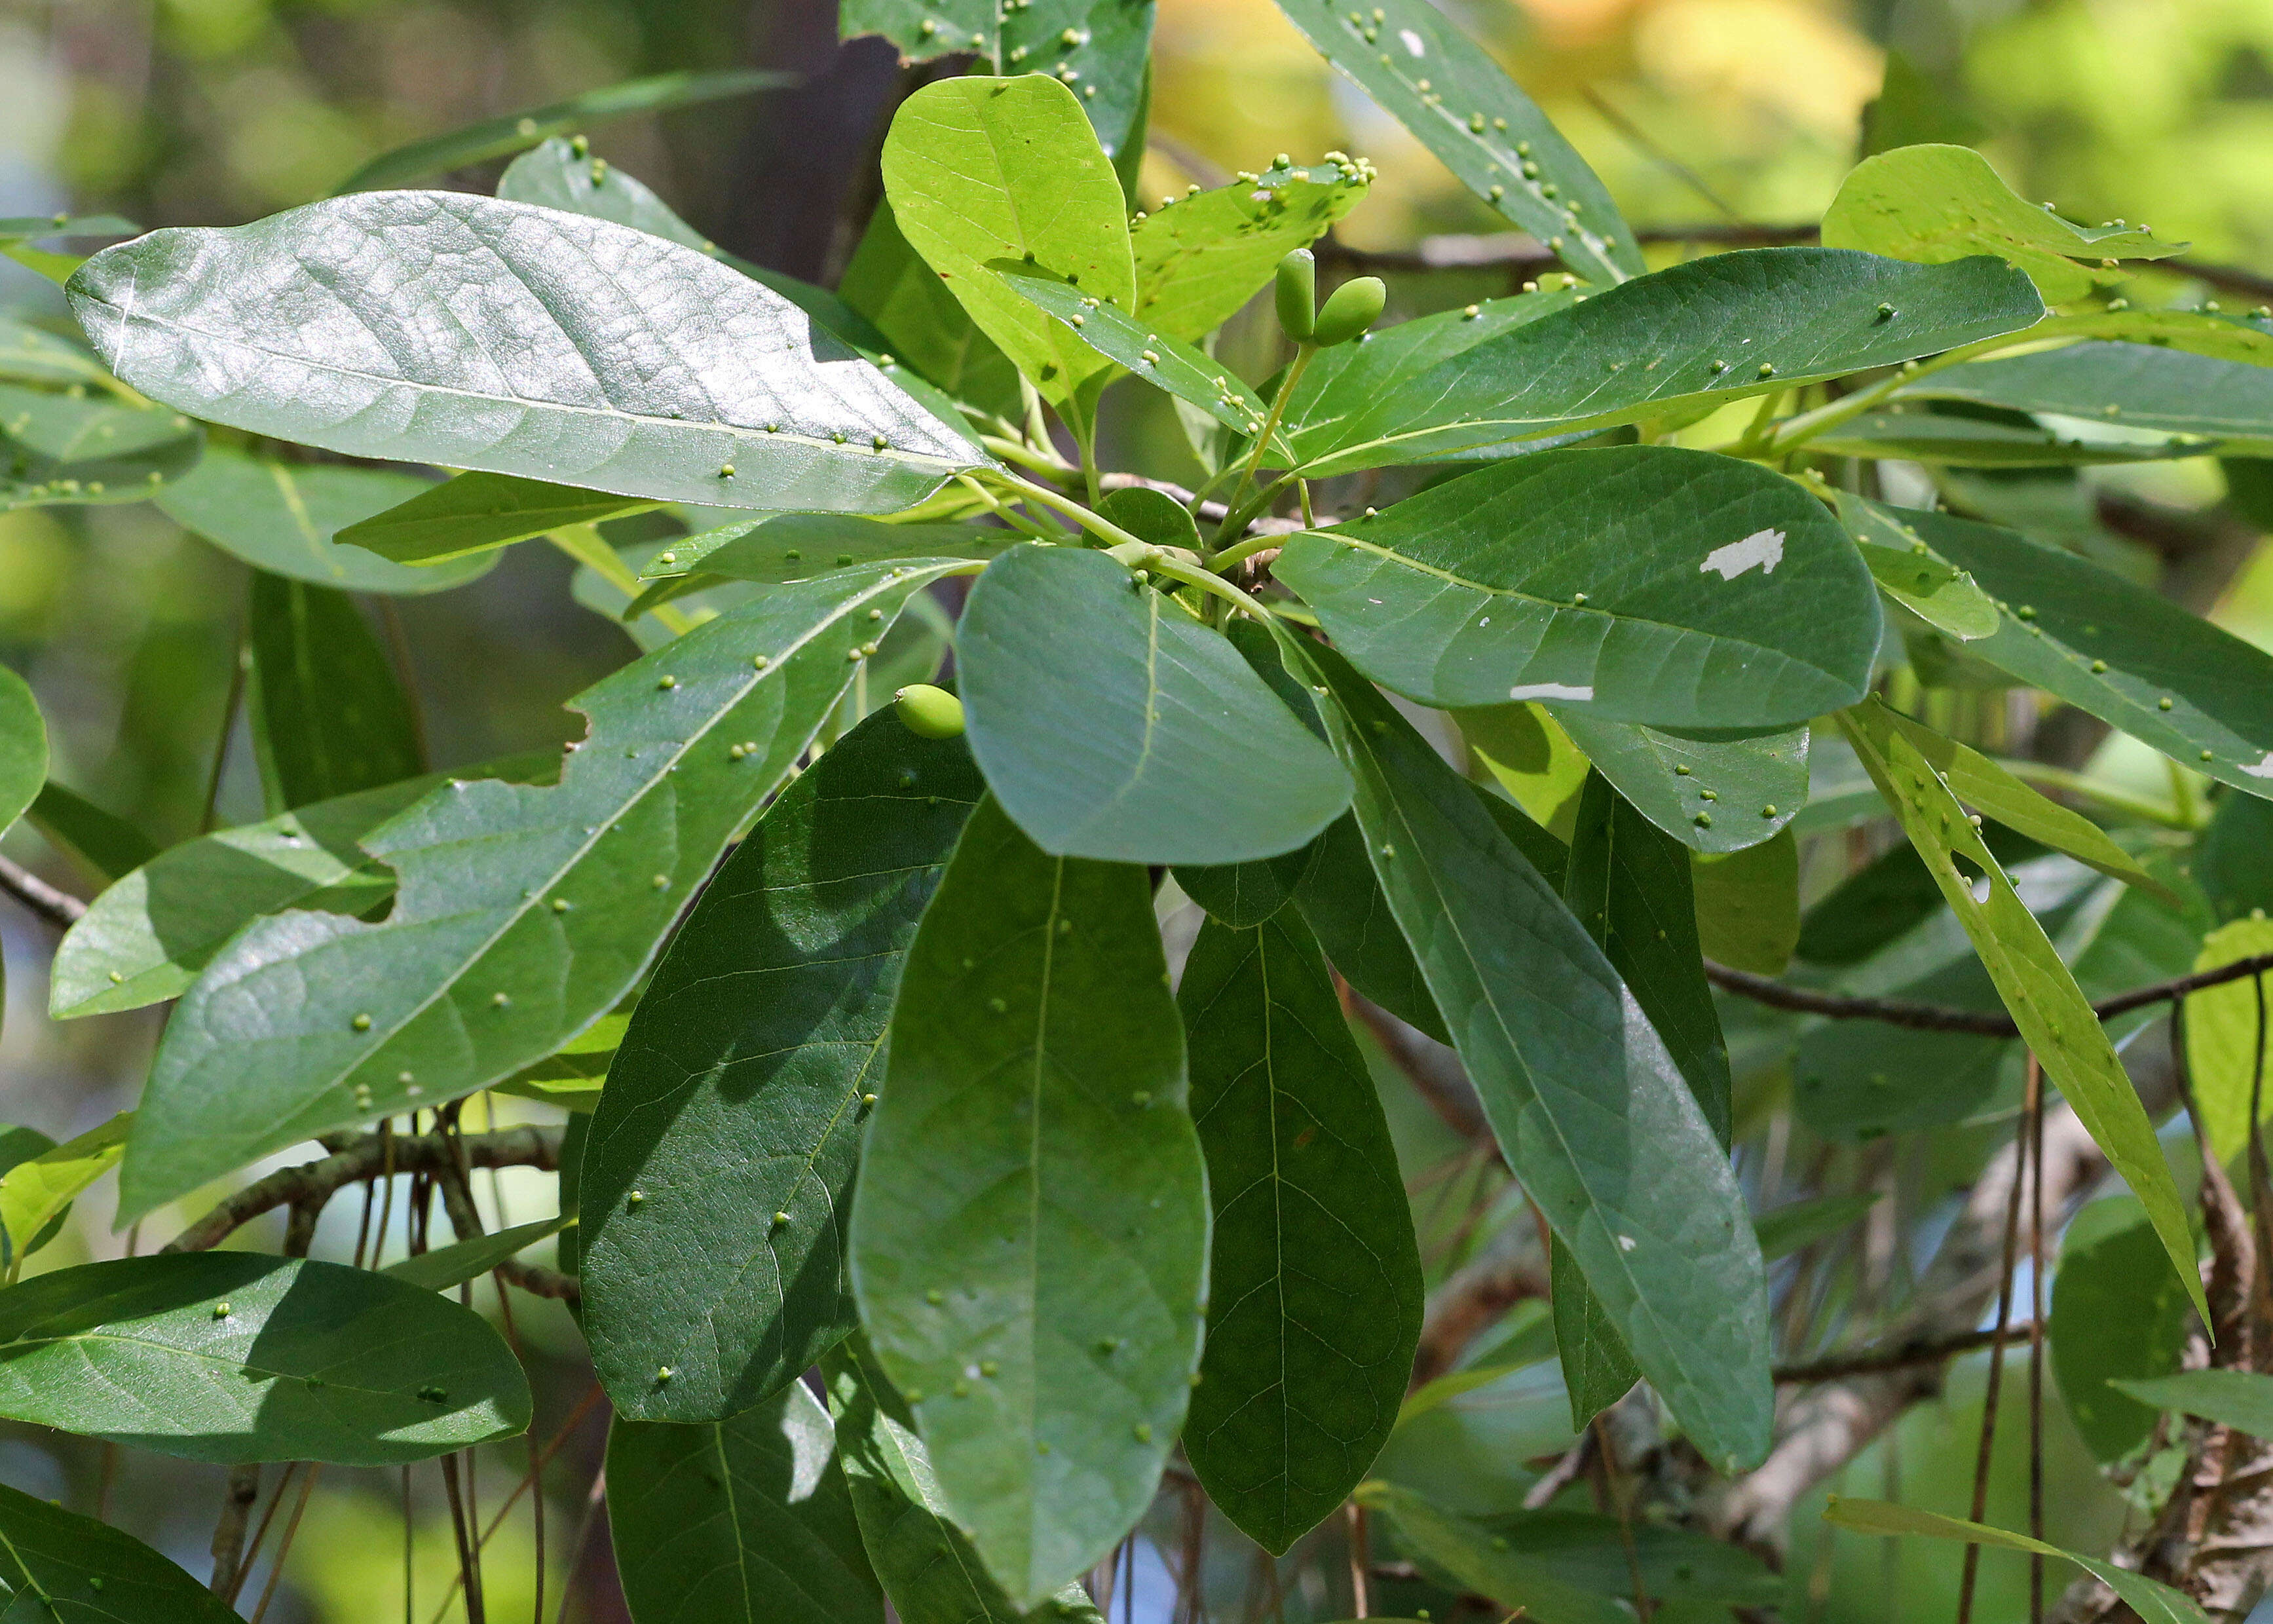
[955,474,1056,540]
[1773,1321,2037,1385]
[1345,1502,1371,1619]
[202,611,248,833]
[1074,413,1102,508]
[1235,345,1312,498]
[1214,471,1304,550]
[1110,544,1269,618]
[2027,1055,2046,1624]
[0,853,85,928]
[992,472,1150,552]
[1957,1084,2031,1624]
[978,434,1077,479]
[247,1465,321,1624]
[1763,328,2065,456]
[1727,387,1787,458]
[1298,478,1316,529]
[1207,528,1296,572]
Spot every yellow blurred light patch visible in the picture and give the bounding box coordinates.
[1636,0,1881,140]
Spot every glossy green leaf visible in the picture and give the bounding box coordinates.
[0,1479,240,1622]
[1556,711,1809,856]
[119,560,970,1220]
[1456,700,1590,833]
[336,472,653,568]
[489,1014,622,1111]
[1293,812,1445,1042]
[958,546,1349,863]
[2181,916,2273,1164]
[0,664,43,837]
[1907,341,2273,442]
[1177,911,1423,1553]
[68,195,984,514]
[880,76,1135,417]
[155,447,494,594]
[0,1114,126,1270]
[1175,846,1315,928]
[49,758,552,1019]
[1276,445,1879,728]
[26,782,157,882]
[245,575,423,814]
[2055,305,2273,366]
[582,712,983,1420]
[0,382,202,510]
[1874,703,2164,894]
[839,199,1024,425]
[1823,1498,2210,1624]
[1563,771,1731,1142]
[333,69,789,193]
[607,1383,882,1624]
[0,1128,65,1263]
[823,1334,1106,1624]
[1294,635,1771,1472]
[0,1253,529,1464]
[1840,704,2206,1321]
[1898,508,2273,801]
[1277,286,1581,467]
[635,512,1013,590]
[1002,268,1282,447]
[1692,831,1799,977]
[849,795,1207,1606]
[1296,249,2044,474]
[1269,0,1638,286]
[2050,1196,2193,1463]
[0,313,113,388]
[1132,160,1370,341]
[1357,1483,1628,1624]
[498,136,712,247]
[1836,489,2000,638]
[1550,1232,1640,1431]
[1822,145,2183,304]
[2114,1369,2273,1437]
[1465,1509,1779,1610]
[1812,402,2207,465]
[1753,1192,1878,1261]
[383,1215,574,1293]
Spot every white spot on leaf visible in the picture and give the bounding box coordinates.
[1399,27,1425,54]
[1509,682,1594,702]
[1700,528,1786,580]
[2242,751,2273,779]
[1616,1234,1637,1252]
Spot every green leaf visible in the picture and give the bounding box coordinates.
[1556,712,1811,857]
[1177,911,1423,1553]
[1811,403,2207,466]
[1292,813,1445,1042]
[1176,847,1315,928]
[2200,788,2273,924]
[1277,286,1581,468]
[1295,249,2044,475]
[823,1334,1106,1624]
[1822,145,2183,305]
[2050,1196,2193,1462]
[607,1383,882,1624]
[0,1479,241,1622]
[0,1128,65,1262]
[1293,635,1772,1471]
[498,136,713,248]
[635,512,1015,590]
[1268,0,1639,286]
[2181,916,2273,1164]
[0,214,138,245]
[67,195,985,515]
[1873,703,2166,894]
[1357,1482,1630,1624]
[1896,508,2273,801]
[1275,445,1878,728]
[1456,701,1588,834]
[0,382,202,510]
[332,69,790,193]
[2114,1369,2273,1437]
[581,712,983,1421]
[0,663,45,837]
[1550,1233,1640,1431]
[1839,703,2206,1321]
[849,794,1208,1606]
[1132,160,1370,341]
[383,1215,574,1293]
[1692,831,1799,977]
[880,76,1135,417]
[48,759,552,1018]
[1001,268,1282,447]
[119,560,971,1220]
[842,1,1156,167]
[26,782,157,881]
[0,312,113,389]
[1563,771,1731,1142]
[1836,489,2000,639]
[155,447,498,594]
[1450,1509,1780,1610]
[1753,1192,1879,1261]
[1907,340,2273,442]
[0,1253,529,1464]
[333,472,652,569]
[246,575,423,814]
[1822,1498,2211,1624]
[839,199,1024,425]
[489,1015,623,1111]
[958,546,1350,863]
[0,1113,128,1268]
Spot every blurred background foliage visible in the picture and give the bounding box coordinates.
[2,0,2271,1618]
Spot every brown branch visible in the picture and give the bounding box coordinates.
[164,1127,563,1256]
[432,1131,582,1301]
[1773,1323,2037,1386]
[0,852,86,930]
[1704,953,2273,1036]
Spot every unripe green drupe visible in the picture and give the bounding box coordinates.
[1311,276,1386,347]
[1274,248,1316,343]
[893,683,966,739]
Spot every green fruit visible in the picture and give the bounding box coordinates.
[893,683,966,740]
[1311,276,1386,347]
[1274,248,1317,343]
